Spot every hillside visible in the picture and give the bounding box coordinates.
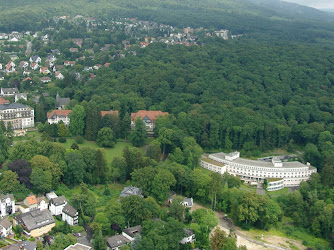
[1,0,334,44]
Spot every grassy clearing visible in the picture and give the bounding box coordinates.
[240,183,257,192]
[266,187,290,197]
[61,139,133,163]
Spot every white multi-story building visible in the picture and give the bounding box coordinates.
[201,152,317,190]
[49,196,67,216]
[0,103,34,130]
[62,204,78,226]
[0,194,15,217]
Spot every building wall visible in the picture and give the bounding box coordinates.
[48,117,70,126]
[201,154,317,188]
[0,200,15,217]
[30,223,55,237]
[267,180,284,191]
[0,108,34,129]
[62,213,78,226]
[49,203,66,216]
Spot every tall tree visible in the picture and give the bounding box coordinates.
[130,118,147,147]
[69,105,86,136]
[0,125,8,164]
[0,170,20,193]
[85,102,101,141]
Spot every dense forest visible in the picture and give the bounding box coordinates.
[1,0,334,249]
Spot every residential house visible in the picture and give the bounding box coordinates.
[70,48,78,53]
[10,32,23,40]
[64,243,92,250]
[49,196,67,216]
[1,88,18,96]
[62,204,78,226]
[181,197,194,208]
[47,54,57,62]
[8,37,19,42]
[0,98,10,105]
[122,225,142,241]
[9,55,19,61]
[0,217,12,238]
[39,67,51,75]
[93,64,103,70]
[23,195,38,211]
[55,92,70,110]
[19,61,29,69]
[30,63,39,70]
[45,192,57,201]
[72,38,83,47]
[37,197,48,211]
[107,235,130,250]
[23,70,33,76]
[15,93,27,102]
[214,29,229,40]
[47,110,71,126]
[0,33,8,39]
[64,61,76,66]
[180,229,196,245]
[4,240,37,250]
[53,65,64,72]
[131,110,168,132]
[51,49,61,55]
[15,210,55,237]
[5,61,15,73]
[0,194,15,217]
[40,76,51,83]
[0,103,34,129]
[55,72,64,80]
[119,186,142,199]
[29,56,41,64]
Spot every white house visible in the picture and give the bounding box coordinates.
[15,93,27,102]
[180,229,196,245]
[181,197,194,208]
[1,88,18,96]
[55,72,64,80]
[0,217,12,237]
[47,110,71,126]
[0,194,15,217]
[30,63,39,70]
[49,196,67,216]
[29,56,41,64]
[62,204,78,226]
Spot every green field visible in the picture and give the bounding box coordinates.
[266,187,290,197]
[240,183,257,192]
[61,139,133,163]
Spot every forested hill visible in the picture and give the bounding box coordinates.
[1,0,334,43]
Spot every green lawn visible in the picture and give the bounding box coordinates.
[240,183,257,192]
[266,187,290,196]
[61,139,133,163]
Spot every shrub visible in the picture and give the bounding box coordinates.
[58,137,67,143]
[76,135,84,144]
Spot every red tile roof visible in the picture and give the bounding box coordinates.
[101,110,119,117]
[131,110,168,123]
[47,110,72,119]
[0,98,10,104]
[26,195,37,205]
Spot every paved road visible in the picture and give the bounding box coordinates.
[256,183,265,195]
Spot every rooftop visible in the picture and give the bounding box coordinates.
[210,152,311,169]
[0,103,29,110]
[16,210,55,231]
[50,195,66,206]
[119,186,142,198]
[131,110,168,122]
[123,225,142,238]
[47,110,72,119]
[107,235,130,248]
[25,195,37,205]
[64,243,91,250]
[62,204,77,217]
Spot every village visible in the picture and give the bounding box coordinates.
[0,187,195,250]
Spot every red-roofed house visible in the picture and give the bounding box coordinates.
[55,72,64,80]
[47,110,72,126]
[0,98,10,105]
[40,67,51,75]
[64,61,75,66]
[101,110,119,117]
[30,62,39,70]
[23,195,38,211]
[131,110,168,131]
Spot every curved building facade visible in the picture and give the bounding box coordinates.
[201,152,317,189]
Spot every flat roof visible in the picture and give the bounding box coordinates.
[210,152,310,169]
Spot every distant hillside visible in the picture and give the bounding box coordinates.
[1,0,334,44]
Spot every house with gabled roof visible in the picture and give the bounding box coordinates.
[23,195,38,211]
[64,61,76,66]
[30,62,39,70]
[0,98,10,105]
[0,194,15,217]
[0,216,12,237]
[29,56,41,64]
[55,72,64,80]
[49,195,67,216]
[40,67,51,75]
[100,110,119,117]
[131,110,168,132]
[62,204,78,226]
[15,210,55,237]
[47,110,71,126]
[40,76,51,83]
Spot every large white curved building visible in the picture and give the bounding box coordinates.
[201,152,317,191]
